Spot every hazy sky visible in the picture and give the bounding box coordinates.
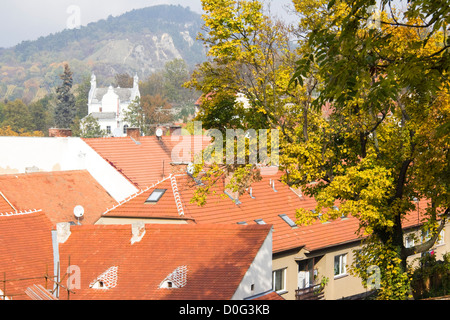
[0,0,296,49]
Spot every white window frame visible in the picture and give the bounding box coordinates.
[272,268,287,294]
[437,229,445,246]
[334,254,347,278]
[405,235,415,248]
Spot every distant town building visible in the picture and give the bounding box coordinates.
[87,73,140,137]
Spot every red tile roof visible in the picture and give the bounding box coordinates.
[0,210,54,300]
[83,136,210,189]
[103,173,361,253]
[0,192,14,213]
[102,175,193,221]
[249,290,285,300]
[104,172,428,254]
[58,223,272,300]
[0,170,118,226]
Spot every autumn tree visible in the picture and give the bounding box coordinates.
[54,64,76,128]
[114,73,134,88]
[123,94,173,136]
[188,0,298,131]
[186,0,302,202]
[286,0,450,299]
[139,59,198,122]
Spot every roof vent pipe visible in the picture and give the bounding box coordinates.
[250,188,255,199]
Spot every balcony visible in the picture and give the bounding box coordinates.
[295,284,324,300]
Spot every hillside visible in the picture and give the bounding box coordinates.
[0,5,206,103]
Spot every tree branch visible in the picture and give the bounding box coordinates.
[402,208,450,258]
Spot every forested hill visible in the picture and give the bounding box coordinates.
[0,5,206,103]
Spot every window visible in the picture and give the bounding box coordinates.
[437,229,445,246]
[254,219,266,225]
[272,268,286,293]
[145,189,167,203]
[421,229,431,243]
[237,221,248,225]
[405,235,415,248]
[123,125,129,134]
[106,126,111,134]
[279,214,297,228]
[334,254,347,277]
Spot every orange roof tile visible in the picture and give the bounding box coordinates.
[83,136,210,188]
[0,210,54,300]
[104,172,361,253]
[103,172,431,254]
[58,223,272,300]
[248,290,285,300]
[0,192,14,213]
[102,175,193,221]
[0,170,118,226]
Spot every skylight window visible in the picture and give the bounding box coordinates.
[145,189,167,203]
[279,214,297,228]
[237,221,248,225]
[254,219,266,225]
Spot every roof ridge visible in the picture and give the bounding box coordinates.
[0,209,43,217]
[102,174,174,215]
[171,175,185,217]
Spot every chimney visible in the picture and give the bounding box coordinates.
[126,127,141,142]
[49,128,72,138]
[56,222,71,244]
[131,221,146,244]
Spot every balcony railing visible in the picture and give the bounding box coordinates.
[295,284,324,300]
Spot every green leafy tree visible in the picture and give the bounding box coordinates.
[54,64,76,128]
[287,0,450,299]
[73,114,107,138]
[188,0,297,131]
[123,95,173,136]
[186,0,302,201]
[1,99,33,133]
[74,75,91,119]
[29,100,51,133]
[163,59,192,103]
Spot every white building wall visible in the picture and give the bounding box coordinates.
[231,228,273,300]
[0,137,139,202]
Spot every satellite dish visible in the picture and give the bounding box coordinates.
[156,128,163,137]
[74,205,84,218]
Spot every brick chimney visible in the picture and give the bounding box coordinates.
[49,128,72,137]
[56,222,71,244]
[126,127,141,141]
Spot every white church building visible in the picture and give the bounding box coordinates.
[87,73,141,137]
